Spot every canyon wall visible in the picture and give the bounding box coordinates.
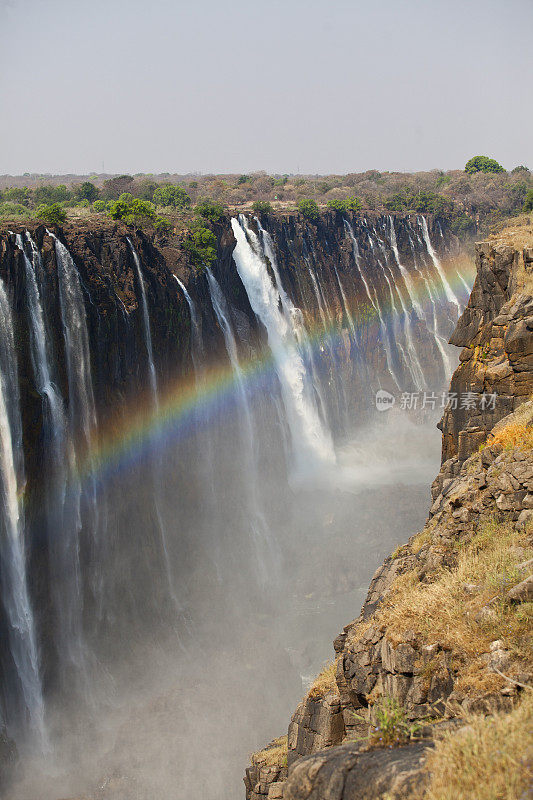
[245,224,533,800]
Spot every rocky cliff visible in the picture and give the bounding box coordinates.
[245,221,533,800]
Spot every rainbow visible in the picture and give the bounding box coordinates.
[78,251,476,492]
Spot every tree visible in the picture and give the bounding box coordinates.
[346,195,363,211]
[182,222,217,269]
[327,198,348,211]
[297,198,319,222]
[107,198,156,226]
[153,184,191,209]
[77,181,99,202]
[34,203,67,224]
[194,199,225,222]
[34,184,72,204]
[252,200,273,213]
[102,175,134,199]
[93,200,107,212]
[1,187,30,205]
[154,216,172,233]
[465,156,505,175]
[523,190,533,212]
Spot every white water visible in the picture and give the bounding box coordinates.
[384,220,426,389]
[419,216,460,313]
[407,224,452,379]
[231,216,335,481]
[206,266,274,582]
[345,221,400,390]
[0,277,46,749]
[128,240,158,401]
[128,240,180,613]
[174,276,203,376]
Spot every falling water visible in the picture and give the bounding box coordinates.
[127,240,180,613]
[407,223,452,379]
[419,216,460,313]
[206,266,274,582]
[0,277,46,749]
[231,216,335,481]
[174,276,203,376]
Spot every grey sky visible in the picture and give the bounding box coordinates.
[1,0,531,175]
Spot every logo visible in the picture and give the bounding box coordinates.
[375,390,395,412]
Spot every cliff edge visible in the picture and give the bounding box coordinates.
[245,220,533,800]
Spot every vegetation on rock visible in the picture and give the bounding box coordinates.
[34,202,67,224]
[182,222,217,269]
[297,198,319,221]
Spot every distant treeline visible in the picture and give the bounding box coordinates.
[1,159,532,239]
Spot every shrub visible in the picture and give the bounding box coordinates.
[153,184,191,209]
[34,202,67,224]
[252,200,273,213]
[76,181,99,203]
[1,187,30,205]
[297,198,319,222]
[92,200,107,212]
[451,213,476,238]
[273,176,287,187]
[327,198,348,211]
[465,156,505,174]
[108,198,156,226]
[308,661,338,699]
[194,199,225,222]
[182,222,217,268]
[369,696,420,747]
[34,184,72,204]
[237,174,250,184]
[0,202,31,219]
[346,195,363,211]
[154,215,172,233]
[511,165,530,174]
[523,189,533,212]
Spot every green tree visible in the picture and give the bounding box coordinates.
[523,189,533,212]
[77,181,99,202]
[154,215,172,233]
[194,199,225,222]
[252,200,273,213]
[34,184,71,204]
[153,184,191,209]
[297,198,319,222]
[237,174,250,184]
[345,195,363,211]
[2,187,30,205]
[108,198,156,226]
[327,198,348,211]
[465,156,505,174]
[34,202,67,224]
[182,222,217,269]
[92,200,107,212]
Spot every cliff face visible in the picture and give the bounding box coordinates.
[245,223,533,800]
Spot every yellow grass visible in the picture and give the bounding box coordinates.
[308,660,339,699]
[250,735,288,769]
[488,421,533,452]
[425,692,533,800]
[375,518,533,695]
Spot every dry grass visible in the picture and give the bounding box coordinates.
[375,517,533,695]
[425,692,533,800]
[488,421,533,452]
[250,735,288,769]
[308,660,339,699]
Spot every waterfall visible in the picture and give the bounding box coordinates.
[0,277,46,748]
[231,216,335,481]
[174,277,203,376]
[127,240,180,613]
[419,216,460,313]
[388,217,423,318]
[49,231,100,680]
[128,239,157,401]
[408,224,452,379]
[206,266,274,582]
[383,220,426,390]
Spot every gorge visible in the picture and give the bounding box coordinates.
[0,211,478,797]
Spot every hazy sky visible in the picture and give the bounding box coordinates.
[1,0,531,175]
